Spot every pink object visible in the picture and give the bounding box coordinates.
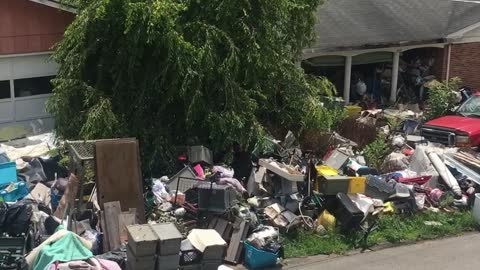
[429,188,444,202]
[398,176,432,185]
[193,164,205,179]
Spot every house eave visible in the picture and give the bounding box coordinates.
[28,0,77,14]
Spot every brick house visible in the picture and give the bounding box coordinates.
[0,0,74,131]
[303,0,480,104]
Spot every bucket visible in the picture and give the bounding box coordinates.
[473,194,480,225]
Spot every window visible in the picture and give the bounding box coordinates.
[14,76,54,98]
[0,81,10,100]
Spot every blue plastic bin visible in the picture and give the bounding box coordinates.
[0,162,17,187]
[244,242,279,269]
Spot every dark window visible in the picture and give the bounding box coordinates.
[0,80,10,99]
[14,76,54,98]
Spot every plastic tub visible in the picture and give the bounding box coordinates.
[315,165,338,176]
[473,194,480,225]
[0,162,17,187]
[244,242,278,269]
[348,177,366,194]
[345,106,362,117]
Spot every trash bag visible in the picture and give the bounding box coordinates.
[3,199,33,236]
[18,158,47,188]
[0,201,8,229]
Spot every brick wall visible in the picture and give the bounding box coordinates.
[431,47,448,80]
[0,0,74,55]
[449,42,480,90]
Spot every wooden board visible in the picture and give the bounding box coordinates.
[104,201,122,250]
[95,139,145,223]
[100,211,110,252]
[118,212,136,244]
[224,219,249,264]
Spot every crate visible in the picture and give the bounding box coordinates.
[197,183,236,212]
[348,177,366,194]
[0,162,16,187]
[179,239,202,266]
[316,175,350,195]
[244,242,278,269]
[150,223,182,256]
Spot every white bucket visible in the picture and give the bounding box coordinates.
[473,194,480,225]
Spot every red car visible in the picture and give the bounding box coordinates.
[421,93,480,147]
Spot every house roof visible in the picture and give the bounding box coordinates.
[28,0,76,13]
[309,0,480,52]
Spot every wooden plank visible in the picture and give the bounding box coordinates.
[118,212,136,244]
[100,211,110,252]
[104,201,122,250]
[214,218,229,237]
[95,139,146,223]
[224,220,249,264]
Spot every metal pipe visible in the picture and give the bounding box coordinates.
[343,56,352,104]
[390,51,400,103]
[426,150,462,197]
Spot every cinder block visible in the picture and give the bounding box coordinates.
[150,223,182,256]
[127,224,158,257]
[156,253,180,270]
[126,244,156,270]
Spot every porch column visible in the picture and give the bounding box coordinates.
[343,55,352,104]
[390,51,400,103]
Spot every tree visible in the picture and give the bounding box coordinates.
[48,0,336,175]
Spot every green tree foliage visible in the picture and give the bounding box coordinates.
[424,77,462,121]
[48,0,335,174]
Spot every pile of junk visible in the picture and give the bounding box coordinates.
[1,122,480,270]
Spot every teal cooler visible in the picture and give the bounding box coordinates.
[244,242,279,269]
[0,162,17,187]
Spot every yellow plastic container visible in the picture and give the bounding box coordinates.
[348,176,366,194]
[316,209,336,231]
[345,105,362,117]
[315,165,338,176]
[314,166,338,191]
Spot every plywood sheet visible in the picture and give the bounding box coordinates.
[95,139,145,223]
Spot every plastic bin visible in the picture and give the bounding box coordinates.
[0,162,17,187]
[316,175,350,195]
[345,105,362,117]
[348,177,366,194]
[244,242,278,269]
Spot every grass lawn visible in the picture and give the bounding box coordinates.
[283,210,478,258]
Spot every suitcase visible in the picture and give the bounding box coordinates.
[334,193,364,231]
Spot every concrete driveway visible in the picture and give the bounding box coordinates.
[283,233,480,270]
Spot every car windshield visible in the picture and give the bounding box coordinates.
[457,96,480,116]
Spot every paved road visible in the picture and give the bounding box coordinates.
[285,233,480,270]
